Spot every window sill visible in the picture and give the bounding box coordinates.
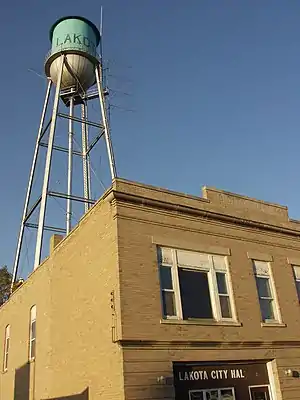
[261,322,286,328]
[160,319,242,327]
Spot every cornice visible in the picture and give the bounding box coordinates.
[117,339,300,349]
[108,190,300,239]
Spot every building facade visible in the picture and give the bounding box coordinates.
[1,178,300,400]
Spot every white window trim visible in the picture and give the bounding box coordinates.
[172,249,183,320]
[29,306,36,361]
[159,247,237,322]
[208,257,219,320]
[159,253,178,320]
[267,360,280,400]
[248,385,271,400]
[210,256,237,322]
[3,325,10,372]
[292,265,300,303]
[218,257,238,321]
[253,261,282,324]
[294,276,300,290]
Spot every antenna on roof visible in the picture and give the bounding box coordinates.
[99,6,108,91]
[99,6,104,66]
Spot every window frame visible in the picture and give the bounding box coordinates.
[29,305,36,361]
[292,265,300,303]
[253,260,281,324]
[158,247,237,322]
[159,260,177,319]
[189,387,236,400]
[3,324,10,372]
[214,270,233,320]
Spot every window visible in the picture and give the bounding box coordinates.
[3,325,10,371]
[158,247,236,321]
[292,265,300,302]
[29,306,36,360]
[253,261,280,323]
[159,265,176,317]
[190,387,235,400]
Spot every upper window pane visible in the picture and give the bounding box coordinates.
[4,338,9,370]
[216,272,228,295]
[30,305,36,321]
[3,325,10,371]
[292,266,300,302]
[31,320,36,340]
[293,265,300,280]
[5,325,10,337]
[212,255,227,271]
[256,277,271,298]
[296,281,300,302]
[157,247,173,265]
[253,260,269,276]
[178,268,213,319]
[177,251,209,269]
[160,266,173,290]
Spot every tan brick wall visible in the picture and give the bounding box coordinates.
[123,346,300,400]
[0,258,52,399]
[45,196,124,400]
[0,195,125,400]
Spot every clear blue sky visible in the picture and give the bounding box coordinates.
[1,0,300,273]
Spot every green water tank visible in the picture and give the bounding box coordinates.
[45,16,101,90]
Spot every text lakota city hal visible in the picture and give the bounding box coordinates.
[178,368,246,381]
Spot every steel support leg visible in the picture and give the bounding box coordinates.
[34,55,65,269]
[81,101,91,212]
[11,80,52,289]
[95,64,117,180]
[66,97,74,234]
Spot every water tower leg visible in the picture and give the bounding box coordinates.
[66,96,74,234]
[85,101,92,205]
[11,80,52,290]
[34,55,65,270]
[81,101,91,212]
[95,64,117,180]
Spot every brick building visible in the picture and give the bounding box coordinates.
[1,178,300,399]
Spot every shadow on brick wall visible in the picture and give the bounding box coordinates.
[13,363,89,400]
[44,388,89,399]
[14,362,30,400]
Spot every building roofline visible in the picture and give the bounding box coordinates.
[202,186,287,211]
[109,178,300,236]
[107,188,300,238]
[112,178,288,211]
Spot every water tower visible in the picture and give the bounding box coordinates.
[12,16,116,287]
